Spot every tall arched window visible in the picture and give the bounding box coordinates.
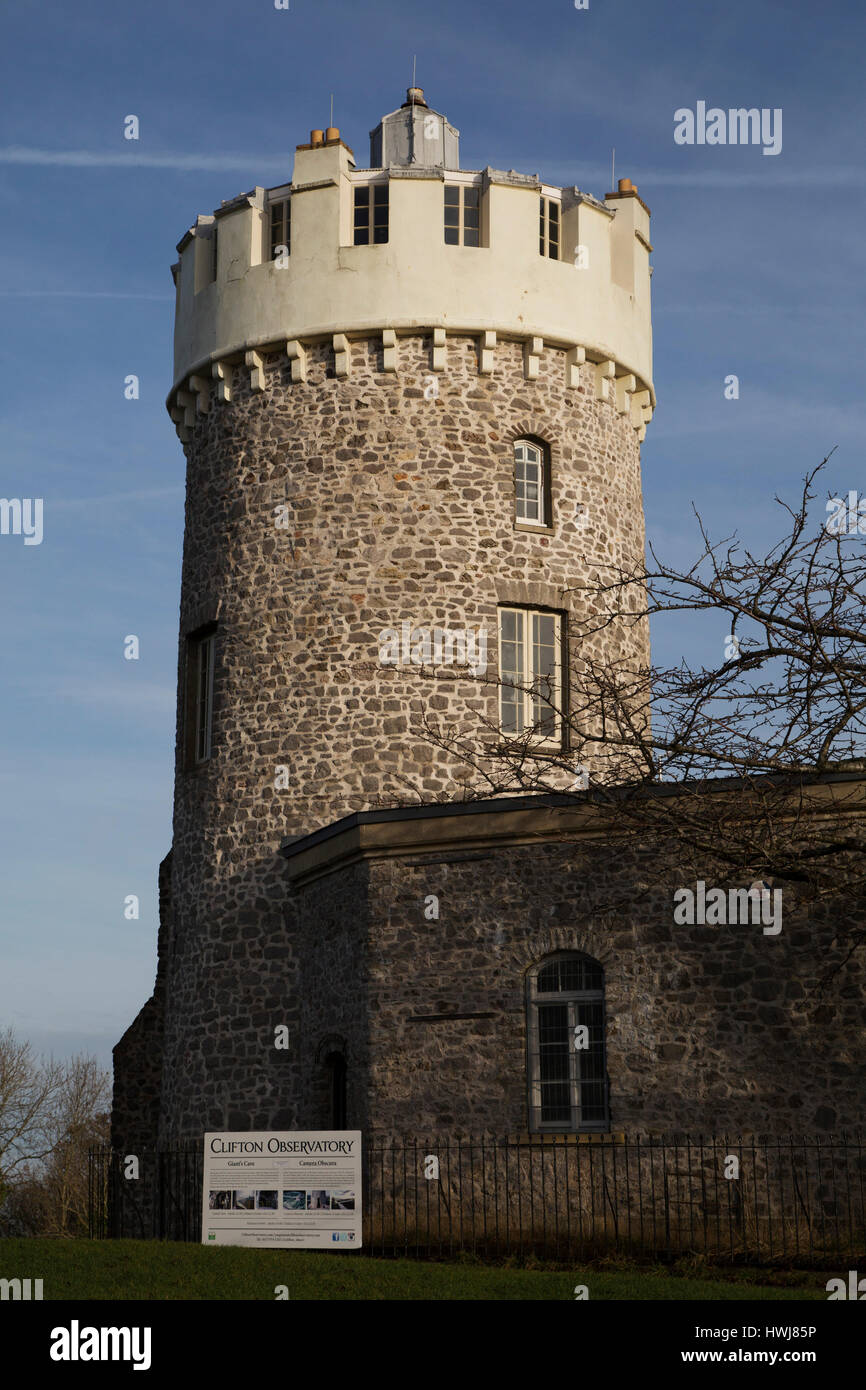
[526,953,608,1132]
[514,438,548,526]
[324,1051,347,1129]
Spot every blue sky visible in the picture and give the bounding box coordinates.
[1,0,864,1074]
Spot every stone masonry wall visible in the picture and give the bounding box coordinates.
[111,852,171,1152]
[157,333,649,1142]
[351,836,865,1137]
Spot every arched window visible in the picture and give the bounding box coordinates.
[324,1052,347,1129]
[514,438,548,526]
[526,953,608,1132]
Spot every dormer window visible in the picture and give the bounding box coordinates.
[444,185,480,246]
[354,183,389,245]
[539,196,560,259]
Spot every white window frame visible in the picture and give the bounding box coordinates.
[526,955,608,1133]
[497,606,563,746]
[443,181,481,247]
[352,177,390,245]
[269,196,291,259]
[539,195,560,259]
[514,438,547,526]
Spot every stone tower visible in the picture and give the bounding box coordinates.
[113,90,657,1149]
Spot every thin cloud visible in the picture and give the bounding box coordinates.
[40,677,176,716]
[639,166,866,189]
[0,145,290,172]
[0,289,173,300]
[660,302,853,318]
[7,147,856,193]
[536,163,866,191]
[51,487,183,510]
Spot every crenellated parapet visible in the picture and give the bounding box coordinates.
[169,128,655,420]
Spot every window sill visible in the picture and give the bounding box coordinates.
[513,522,554,535]
[483,740,567,759]
[523,1130,620,1143]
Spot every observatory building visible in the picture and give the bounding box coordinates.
[112,91,863,1158]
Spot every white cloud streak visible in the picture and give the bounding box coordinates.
[0,145,290,172]
[539,163,866,191]
[0,289,173,299]
[3,147,861,192]
[50,487,183,509]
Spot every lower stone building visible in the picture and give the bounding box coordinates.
[113,779,866,1154]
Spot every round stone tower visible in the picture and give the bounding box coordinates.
[154,90,655,1141]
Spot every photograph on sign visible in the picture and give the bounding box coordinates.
[201,1132,362,1248]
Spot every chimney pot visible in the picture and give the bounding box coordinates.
[618,177,635,192]
[310,129,324,146]
[325,126,339,142]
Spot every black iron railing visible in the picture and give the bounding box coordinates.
[89,1134,866,1264]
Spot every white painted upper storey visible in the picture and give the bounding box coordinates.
[170,92,654,401]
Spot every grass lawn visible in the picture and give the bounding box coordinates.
[0,1239,833,1300]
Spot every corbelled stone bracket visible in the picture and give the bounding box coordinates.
[524,336,544,381]
[615,373,636,416]
[245,350,266,392]
[333,333,351,378]
[595,359,615,402]
[431,327,446,372]
[565,345,585,390]
[169,406,192,443]
[631,388,652,429]
[212,360,232,403]
[478,330,496,375]
[286,339,307,383]
[382,328,397,373]
[188,375,211,413]
[176,390,197,428]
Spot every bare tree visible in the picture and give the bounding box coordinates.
[0,1027,65,1198]
[400,458,866,954]
[0,1030,110,1236]
[41,1056,110,1237]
